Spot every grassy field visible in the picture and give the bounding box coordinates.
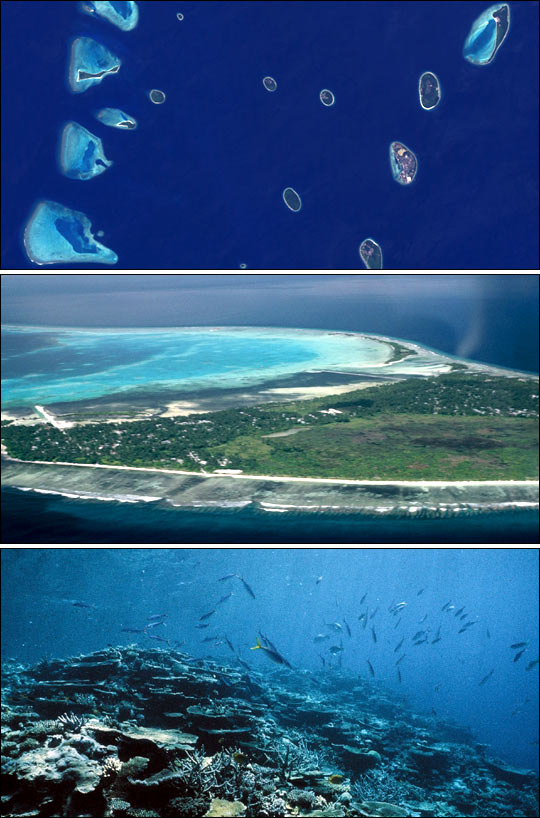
[210,414,539,480]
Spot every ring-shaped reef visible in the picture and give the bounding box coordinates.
[418,72,441,110]
[389,141,418,185]
[263,76,277,92]
[463,4,510,65]
[282,188,302,212]
[359,238,383,270]
[68,37,121,93]
[79,1,139,31]
[95,108,137,129]
[149,89,166,104]
[320,89,335,106]
[23,201,118,266]
[58,122,113,180]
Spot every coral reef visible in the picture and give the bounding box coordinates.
[1,646,538,817]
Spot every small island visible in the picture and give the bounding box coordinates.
[282,187,302,212]
[463,3,510,66]
[58,122,113,180]
[95,108,137,129]
[23,201,118,266]
[79,1,139,31]
[149,89,166,104]
[359,238,383,270]
[319,89,335,107]
[262,77,277,92]
[419,71,441,110]
[68,37,121,94]
[389,141,418,185]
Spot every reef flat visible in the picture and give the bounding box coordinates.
[68,37,121,94]
[359,239,383,270]
[79,0,139,31]
[1,645,538,817]
[95,108,137,129]
[463,4,510,66]
[2,459,538,518]
[58,121,113,180]
[22,201,118,266]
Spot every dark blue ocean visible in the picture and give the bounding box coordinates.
[2,1,538,270]
[1,548,538,773]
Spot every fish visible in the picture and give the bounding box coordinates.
[525,659,539,671]
[218,573,237,581]
[147,613,167,621]
[328,774,344,784]
[195,623,210,629]
[360,592,367,604]
[369,607,379,619]
[236,575,256,599]
[486,628,491,639]
[233,751,249,765]
[120,627,145,633]
[316,576,323,584]
[441,600,452,611]
[329,645,344,655]
[397,669,402,683]
[71,600,97,609]
[417,588,425,596]
[250,637,292,668]
[394,637,404,653]
[371,626,377,643]
[513,649,526,663]
[366,660,375,677]
[479,669,494,686]
[313,634,329,643]
[224,636,235,653]
[236,657,250,671]
[413,639,428,646]
[216,592,233,605]
[393,617,401,629]
[419,614,428,623]
[201,635,220,643]
[413,630,427,641]
[454,607,465,617]
[395,654,406,665]
[145,620,165,629]
[343,618,352,637]
[510,641,529,650]
[431,626,442,644]
[326,622,343,633]
[434,683,441,692]
[199,609,216,621]
[320,655,326,667]
[145,632,170,644]
[459,613,468,621]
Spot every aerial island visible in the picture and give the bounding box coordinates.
[2,328,538,518]
[58,121,113,180]
[389,141,418,185]
[79,1,139,31]
[68,37,121,94]
[419,71,441,110]
[22,201,118,266]
[359,238,383,270]
[463,3,510,66]
[95,108,137,130]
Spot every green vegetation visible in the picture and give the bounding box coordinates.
[2,375,538,480]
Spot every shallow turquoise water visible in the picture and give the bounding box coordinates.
[1,326,390,408]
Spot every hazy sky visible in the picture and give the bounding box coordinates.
[1,274,538,371]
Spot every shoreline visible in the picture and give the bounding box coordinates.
[2,456,538,518]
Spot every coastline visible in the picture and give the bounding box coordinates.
[2,457,538,517]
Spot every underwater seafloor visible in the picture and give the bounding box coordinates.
[1,645,538,818]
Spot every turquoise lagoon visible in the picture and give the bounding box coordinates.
[1,326,416,410]
[23,201,118,266]
[58,121,113,180]
[68,37,121,94]
[463,4,510,66]
[95,108,137,129]
[79,1,139,32]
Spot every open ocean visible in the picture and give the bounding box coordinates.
[2,1,539,270]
